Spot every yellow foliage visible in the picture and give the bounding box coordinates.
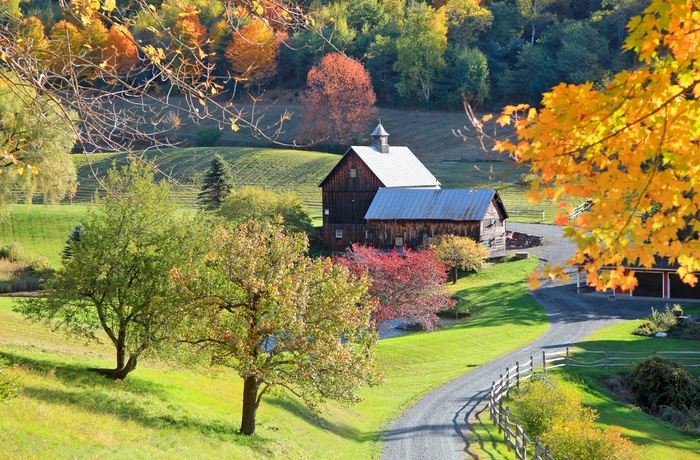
[499,0,700,291]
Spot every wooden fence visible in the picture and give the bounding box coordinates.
[487,349,700,460]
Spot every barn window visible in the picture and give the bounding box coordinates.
[324,208,329,216]
[395,236,404,247]
[494,237,504,248]
[496,219,503,227]
[422,232,428,244]
[335,229,343,239]
[349,168,357,178]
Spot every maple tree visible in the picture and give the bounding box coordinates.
[300,52,377,145]
[336,244,455,331]
[225,18,282,93]
[490,0,700,291]
[428,234,489,283]
[171,221,380,436]
[105,25,139,74]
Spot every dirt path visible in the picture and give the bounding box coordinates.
[380,224,674,460]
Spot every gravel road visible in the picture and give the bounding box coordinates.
[380,224,682,460]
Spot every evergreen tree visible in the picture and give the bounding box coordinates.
[62,223,82,262]
[198,154,234,211]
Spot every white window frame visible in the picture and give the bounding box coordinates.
[395,236,404,247]
[349,168,357,178]
[335,229,343,239]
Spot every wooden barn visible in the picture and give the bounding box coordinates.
[320,123,508,252]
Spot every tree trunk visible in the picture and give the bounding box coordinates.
[89,354,138,380]
[453,266,459,284]
[240,376,261,435]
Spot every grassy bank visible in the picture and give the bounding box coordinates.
[469,314,700,459]
[0,258,546,459]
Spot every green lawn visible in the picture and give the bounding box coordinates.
[0,258,548,459]
[469,317,700,460]
[0,205,91,267]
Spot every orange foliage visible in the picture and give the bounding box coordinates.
[301,53,378,145]
[225,19,281,89]
[496,0,700,291]
[105,25,138,74]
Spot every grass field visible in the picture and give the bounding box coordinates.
[0,258,547,459]
[468,315,700,460]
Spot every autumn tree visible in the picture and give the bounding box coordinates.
[226,18,282,93]
[217,186,313,235]
[394,2,447,104]
[491,0,700,290]
[0,74,77,205]
[444,0,494,47]
[336,244,455,330]
[198,154,234,211]
[105,25,139,74]
[301,52,377,145]
[16,163,201,379]
[171,221,380,435]
[428,234,489,283]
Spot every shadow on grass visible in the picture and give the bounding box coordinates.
[450,283,546,330]
[265,395,379,444]
[1,350,273,454]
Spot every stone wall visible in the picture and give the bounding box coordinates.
[506,231,543,249]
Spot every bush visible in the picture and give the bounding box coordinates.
[543,420,637,460]
[0,242,26,262]
[511,374,595,437]
[630,356,700,413]
[28,257,52,277]
[193,126,222,147]
[632,305,678,336]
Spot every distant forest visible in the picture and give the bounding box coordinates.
[16,0,651,109]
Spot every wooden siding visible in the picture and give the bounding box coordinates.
[322,150,385,251]
[366,220,482,251]
[480,202,507,249]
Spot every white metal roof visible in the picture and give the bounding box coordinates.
[365,188,502,221]
[351,146,441,188]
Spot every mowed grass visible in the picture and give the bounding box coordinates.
[468,316,700,460]
[0,258,548,459]
[0,205,91,267]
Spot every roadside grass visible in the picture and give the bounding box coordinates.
[468,314,700,460]
[0,205,90,267]
[0,258,547,459]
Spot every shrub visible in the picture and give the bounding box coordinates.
[28,257,52,277]
[0,242,26,262]
[194,126,222,147]
[10,278,28,292]
[511,374,595,437]
[543,420,637,460]
[632,305,678,336]
[630,356,700,413]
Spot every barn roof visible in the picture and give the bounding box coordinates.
[364,188,507,221]
[348,146,441,188]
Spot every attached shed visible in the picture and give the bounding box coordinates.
[364,188,508,251]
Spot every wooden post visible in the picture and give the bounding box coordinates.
[529,355,533,376]
[505,366,510,397]
[543,350,547,374]
[516,361,520,389]
[498,401,504,433]
[504,407,510,450]
[605,349,608,370]
[566,347,570,371]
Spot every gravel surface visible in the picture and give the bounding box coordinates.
[380,224,684,460]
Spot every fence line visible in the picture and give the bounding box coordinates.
[487,348,700,460]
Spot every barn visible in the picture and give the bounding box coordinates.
[320,123,508,252]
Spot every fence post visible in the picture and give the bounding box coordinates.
[542,210,545,221]
[504,406,511,450]
[530,355,533,376]
[566,347,569,372]
[535,436,541,457]
[490,381,496,423]
[498,400,504,433]
[506,366,510,397]
[543,350,547,374]
[605,349,608,370]
[516,361,520,389]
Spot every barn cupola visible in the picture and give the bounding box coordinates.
[370,122,390,154]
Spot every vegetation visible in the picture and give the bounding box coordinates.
[630,357,700,414]
[511,375,637,460]
[1,258,545,458]
[198,153,234,210]
[493,0,700,291]
[301,53,377,146]
[172,221,380,435]
[15,164,202,379]
[217,186,313,235]
[632,305,681,337]
[336,245,455,331]
[427,234,489,283]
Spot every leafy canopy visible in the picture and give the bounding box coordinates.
[494,0,700,290]
[428,234,489,283]
[171,221,381,435]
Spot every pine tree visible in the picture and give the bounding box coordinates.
[198,154,234,211]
